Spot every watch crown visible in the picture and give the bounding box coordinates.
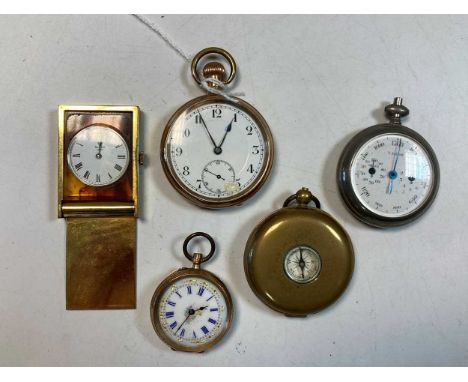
[138,151,145,166]
[202,61,226,89]
[385,97,409,125]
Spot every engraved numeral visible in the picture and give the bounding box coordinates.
[247,164,254,173]
[84,170,90,179]
[117,154,126,159]
[72,153,80,157]
[246,126,253,135]
[212,108,222,118]
[75,162,83,171]
[114,164,122,171]
[96,174,100,183]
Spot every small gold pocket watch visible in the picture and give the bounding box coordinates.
[160,47,274,208]
[244,188,354,317]
[150,232,233,353]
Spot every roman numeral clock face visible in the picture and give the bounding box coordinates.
[67,125,130,187]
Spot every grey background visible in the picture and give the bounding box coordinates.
[0,15,467,366]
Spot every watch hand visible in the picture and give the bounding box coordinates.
[175,307,195,334]
[95,141,103,159]
[298,249,306,278]
[387,138,401,194]
[198,113,218,151]
[204,168,226,181]
[217,116,235,150]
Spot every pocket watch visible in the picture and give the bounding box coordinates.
[160,47,274,208]
[337,97,440,228]
[150,232,233,352]
[58,105,142,309]
[244,188,354,317]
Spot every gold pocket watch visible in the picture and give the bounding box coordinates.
[161,47,274,208]
[58,105,142,309]
[150,232,233,352]
[244,188,354,317]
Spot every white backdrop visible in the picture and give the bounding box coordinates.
[0,15,467,366]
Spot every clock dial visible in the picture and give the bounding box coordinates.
[157,277,228,349]
[350,133,434,218]
[284,246,322,284]
[67,125,130,187]
[164,102,266,201]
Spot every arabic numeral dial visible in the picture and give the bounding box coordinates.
[166,102,266,199]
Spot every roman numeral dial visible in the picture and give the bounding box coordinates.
[67,124,130,187]
[155,277,229,350]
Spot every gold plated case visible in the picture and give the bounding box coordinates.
[150,233,233,353]
[58,105,141,310]
[244,188,354,317]
[160,47,274,209]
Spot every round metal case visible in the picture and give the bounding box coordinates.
[244,188,354,317]
[337,97,440,228]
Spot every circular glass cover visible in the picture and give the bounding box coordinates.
[284,245,322,284]
[156,277,228,349]
[350,133,434,218]
[67,124,130,187]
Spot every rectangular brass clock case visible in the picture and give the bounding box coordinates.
[58,105,140,310]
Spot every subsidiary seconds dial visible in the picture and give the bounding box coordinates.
[67,124,130,187]
[161,97,274,208]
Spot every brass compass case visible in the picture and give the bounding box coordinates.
[58,105,141,309]
[160,48,274,209]
[337,98,440,228]
[244,188,354,317]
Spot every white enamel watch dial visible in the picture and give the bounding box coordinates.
[67,125,130,187]
[351,134,434,218]
[157,277,228,348]
[284,245,322,284]
[162,99,272,207]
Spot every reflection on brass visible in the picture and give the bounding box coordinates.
[58,105,140,310]
[62,202,135,217]
[244,188,354,317]
[66,217,136,310]
[58,105,139,218]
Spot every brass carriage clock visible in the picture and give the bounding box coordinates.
[58,105,142,310]
[161,47,274,208]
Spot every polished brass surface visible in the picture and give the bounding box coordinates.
[62,202,135,217]
[160,94,274,209]
[59,105,140,310]
[244,188,354,317]
[66,217,136,310]
[58,105,140,217]
[191,47,237,86]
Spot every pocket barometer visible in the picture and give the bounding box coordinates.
[244,188,354,317]
[58,105,142,309]
[151,232,233,353]
[337,97,440,228]
[161,47,274,208]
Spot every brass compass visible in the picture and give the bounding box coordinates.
[244,188,354,317]
[160,47,274,208]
